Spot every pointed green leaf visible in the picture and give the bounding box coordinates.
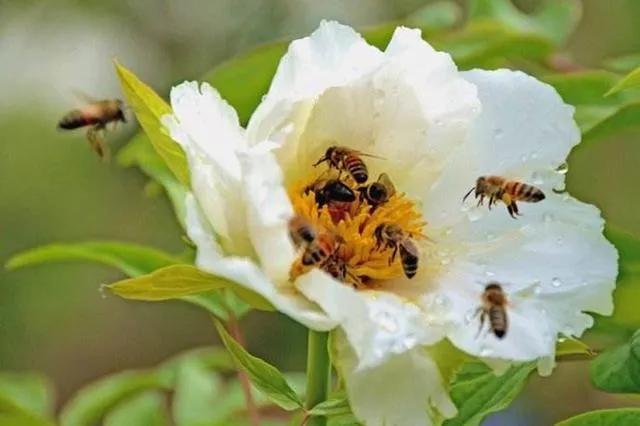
[60,371,170,426]
[104,392,168,426]
[556,338,595,359]
[6,242,180,278]
[606,66,640,96]
[443,362,535,426]
[107,264,273,310]
[308,392,352,417]
[115,62,190,186]
[214,319,302,411]
[556,408,640,426]
[118,133,188,229]
[590,329,640,393]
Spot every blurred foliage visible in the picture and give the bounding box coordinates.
[3,0,640,425]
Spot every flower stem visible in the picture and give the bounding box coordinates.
[228,314,260,426]
[305,330,331,426]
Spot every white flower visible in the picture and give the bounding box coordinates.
[162,21,618,426]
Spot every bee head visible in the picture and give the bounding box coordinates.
[367,182,388,203]
[313,146,335,167]
[485,282,502,291]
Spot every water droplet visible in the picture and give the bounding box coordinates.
[551,277,562,288]
[377,311,399,333]
[464,310,476,324]
[479,345,492,357]
[485,270,495,278]
[542,212,554,222]
[556,162,569,174]
[532,171,544,185]
[532,280,542,295]
[467,209,483,222]
[434,295,449,308]
[558,336,567,343]
[98,285,108,299]
[493,128,504,138]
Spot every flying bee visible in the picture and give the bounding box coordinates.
[358,172,396,209]
[374,223,419,279]
[58,99,126,160]
[313,146,380,184]
[475,282,508,339]
[462,176,545,218]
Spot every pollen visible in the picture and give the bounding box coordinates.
[288,173,427,288]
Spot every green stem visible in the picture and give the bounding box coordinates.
[305,330,331,426]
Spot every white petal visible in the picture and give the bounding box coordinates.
[424,69,580,231]
[164,81,251,254]
[334,332,456,426]
[185,196,336,331]
[425,194,617,361]
[297,270,444,369]
[238,146,297,284]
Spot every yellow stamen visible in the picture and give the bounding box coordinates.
[288,174,426,288]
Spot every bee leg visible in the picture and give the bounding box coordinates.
[477,194,485,207]
[390,246,398,264]
[488,195,495,210]
[512,201,522,216]
[506,203,516,219]
[475,309,486,339]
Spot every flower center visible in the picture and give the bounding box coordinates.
[288,151,426,289]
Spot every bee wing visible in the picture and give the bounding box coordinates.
[72,89,100,104]
[400,239,419,258]
[353,149,385,160]
[378,173,396,196]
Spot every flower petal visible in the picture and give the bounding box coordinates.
[238,145,297,284]
[296,269,444,369]
[185,195,337,330]
[164,81,251,254]
[334,332,456,426]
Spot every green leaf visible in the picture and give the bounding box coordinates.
[118,133,188,229]
[104,392,168,426]
[172,357,226,425]
[214,319,302,411]
[0,373,55,426]
[308,392,352,417]
[107,264,273,311]
[443,362,535,426]
[606,66,640,96]
[60,371,170,426]
[469,0,581,45]
[404,1,462,32]
[556,408,640,426]
[115,62,190,186]
[589,329,640,393]
[6,241,180,278]
[604,53,640,73]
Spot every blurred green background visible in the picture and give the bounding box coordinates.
[1,0,639,424]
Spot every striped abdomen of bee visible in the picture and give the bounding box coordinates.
[313,146,369,184]
[487,306,508,339]
[341,153,368,184]
[301,232,336,266]
[478,282,508,339]
[399,240,419,279]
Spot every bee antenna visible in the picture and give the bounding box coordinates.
[462,186,476,202]
[312,156,327,167]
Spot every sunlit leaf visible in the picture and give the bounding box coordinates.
[606,66,640,96]
[5,241,180,278]
[543,71,621,105]
[405,1,462,32]
[103,392,168,426]
[556,338,595,359]
[469,0,581,45]
[107,264,273,310]
[115,62,190,186]
[308,392,352,417]
[118,133,188,229]
[60,371,170,426]
[556,408,640,426]
[589,329,640,393]
[443,362,535,426]
[214,319,302,411]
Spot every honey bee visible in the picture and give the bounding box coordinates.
[288,215,317,247]
[463,176,545,218]
[476,282,508,339]
[374,223,419,279]
[58,99,126,159]
[302,230,338,267]
[358,173,396,208]
[305,178,356,206]
[313,146,379,184]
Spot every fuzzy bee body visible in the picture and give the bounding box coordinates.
[478,283,508,339]
[463,176,545,218]
[374,223,419,279]
[288,215,317,247]
[359,172,396,208]
[313,146,375,184]
[306,178,356,206]
[58,100,126,130]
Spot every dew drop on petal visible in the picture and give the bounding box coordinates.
[556,162,569,174]
[98,285,108,299]
[434,294,450,309]
[532,280,542,295]
[485,270,495,278]
[464,310,476,325]
[466,209,483,222]
[479,345,492,357]
[551,277,562,288]
[377,311,399,333]
[532,171,544,185]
